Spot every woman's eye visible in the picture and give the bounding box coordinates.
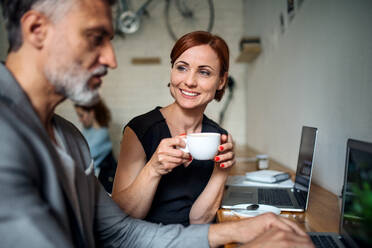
[199,70,211,76]
[176,65,187,71]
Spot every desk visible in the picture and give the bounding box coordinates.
[218,147,340,248]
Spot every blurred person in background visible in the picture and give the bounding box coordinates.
[75,99,117,193]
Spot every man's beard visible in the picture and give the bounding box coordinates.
[45,59,107,106]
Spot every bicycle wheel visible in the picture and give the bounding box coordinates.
[165,0,214,41]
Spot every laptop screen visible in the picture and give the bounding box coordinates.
[294,127,318,198]
[340,139,372,247]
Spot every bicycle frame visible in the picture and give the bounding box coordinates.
[116,0,214,40]
[119,0,154,17]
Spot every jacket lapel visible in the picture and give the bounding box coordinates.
[53,116,92,243]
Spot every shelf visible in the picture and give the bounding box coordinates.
[236,43,261,63]
[131,57,161,65]
[236,37,262,63]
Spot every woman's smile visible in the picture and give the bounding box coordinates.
[180,89,199,98]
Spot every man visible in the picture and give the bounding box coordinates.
[0,0,314,247]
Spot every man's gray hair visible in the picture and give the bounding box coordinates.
[0,0,117,52]
[32,0,75,22]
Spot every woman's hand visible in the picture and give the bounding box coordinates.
[214,133,235,169]
[148,136,191,176]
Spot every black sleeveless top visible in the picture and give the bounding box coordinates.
[125,107,227,226]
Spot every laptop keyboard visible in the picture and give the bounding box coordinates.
[258,188,292,206]
[310,235,340,248]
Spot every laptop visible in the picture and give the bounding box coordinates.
[221,126,318,212]
[309,139,372,247]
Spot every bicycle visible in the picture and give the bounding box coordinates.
[116,0,214,41]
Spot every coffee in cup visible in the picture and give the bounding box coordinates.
[180,132,221,160]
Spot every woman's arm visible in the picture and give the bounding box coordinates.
[189,134,235,224]
[112,127,190,219]
[111,127,159,218]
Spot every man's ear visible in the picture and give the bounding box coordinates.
[20,10,50,49]
[217,72,228,90]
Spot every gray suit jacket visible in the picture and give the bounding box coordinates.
[0,63,210,247]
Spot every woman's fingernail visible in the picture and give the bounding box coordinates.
[220,164,225,168]
[219,146,224,151]
[215,156,220,162]
[179,133,186,136]
[189,155,193,161]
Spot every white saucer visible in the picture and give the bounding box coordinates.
[231,204,281,217]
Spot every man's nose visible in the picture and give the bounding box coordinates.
[99,42,117,69]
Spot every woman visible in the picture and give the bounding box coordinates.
[75,100,117,193]
[112,31,235,226]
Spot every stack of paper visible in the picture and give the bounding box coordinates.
[226,170,294,188]
[245,170,290,183]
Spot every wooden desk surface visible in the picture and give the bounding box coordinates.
[219,147,340,247]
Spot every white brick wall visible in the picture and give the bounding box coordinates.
[56,0,247,157]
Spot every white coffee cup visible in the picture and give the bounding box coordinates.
[180,133,221,160]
